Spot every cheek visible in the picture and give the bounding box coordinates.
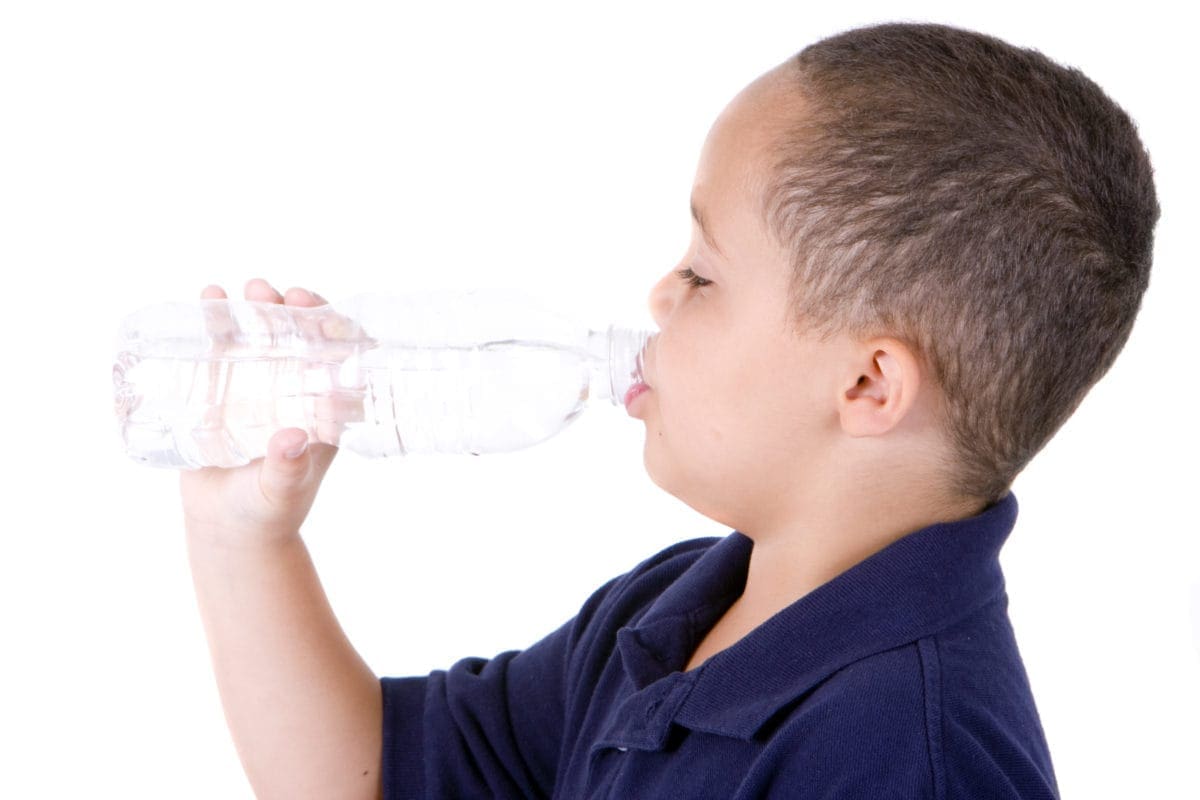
[656,334,743,436]
[670,335,799,448]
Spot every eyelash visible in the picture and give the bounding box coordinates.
[675,267,713,289]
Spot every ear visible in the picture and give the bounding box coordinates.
[838,338,922,437]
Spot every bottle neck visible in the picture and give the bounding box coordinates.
[587,326,650,406]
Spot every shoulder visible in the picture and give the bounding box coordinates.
[753,604,1059,799]
[933,597,1060,797]
[764,595,1057,798]
[781,598,1058,798]
[746,645,934,799]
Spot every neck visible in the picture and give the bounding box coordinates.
[733,490,985,626]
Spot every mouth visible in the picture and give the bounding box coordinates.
[624,381,652,410]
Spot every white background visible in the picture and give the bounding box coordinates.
[1,1,1196,797]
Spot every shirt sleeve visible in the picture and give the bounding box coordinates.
[379,575,624,800]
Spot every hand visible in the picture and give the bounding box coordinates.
[179,278,341,547]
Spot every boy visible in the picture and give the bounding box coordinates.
[181,21,1159,799]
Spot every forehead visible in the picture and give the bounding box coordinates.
[693,67,801,218]
[691,66,802,260]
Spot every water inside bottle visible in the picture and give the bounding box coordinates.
[114,339,597,467]
[113,350,366,468]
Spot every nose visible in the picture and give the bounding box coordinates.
[647,267,679,331]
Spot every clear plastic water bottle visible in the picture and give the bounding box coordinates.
[112,288,654,469]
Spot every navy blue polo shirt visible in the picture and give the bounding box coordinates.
[380,491,1059,798]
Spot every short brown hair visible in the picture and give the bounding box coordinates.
[762,22,1160,504]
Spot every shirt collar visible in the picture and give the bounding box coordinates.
[615,491,1019,740]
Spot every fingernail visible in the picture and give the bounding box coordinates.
[284,438,309,459]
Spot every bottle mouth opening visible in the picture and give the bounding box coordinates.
[604,325,652,406]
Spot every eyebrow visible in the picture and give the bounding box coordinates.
[690,197,725,258]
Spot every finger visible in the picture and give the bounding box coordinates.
[308,441,339,481]
[281,287,337,353]
[278,288,377,351]
[201,283,236,335]
[313,387,343,452]
[303,292,376,348]
[200,282,239,391]
[283,286,321,307]
[312,372,365,447]
[245,277,284,304]
[258,427,313,508]
[240,278,288,353]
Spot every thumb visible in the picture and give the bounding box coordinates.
[258,427,313,503]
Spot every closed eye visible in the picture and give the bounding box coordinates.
[675,267,712,289]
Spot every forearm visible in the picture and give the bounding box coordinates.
[185,528,382,800]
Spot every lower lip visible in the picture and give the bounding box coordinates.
[624,382,651,412]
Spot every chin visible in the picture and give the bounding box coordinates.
[641,433,675,495]
[643,445,725,524]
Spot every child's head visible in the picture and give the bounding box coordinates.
[639,22,1158,530]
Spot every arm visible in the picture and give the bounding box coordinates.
[186,528,383,800]
[180,279,386,798]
